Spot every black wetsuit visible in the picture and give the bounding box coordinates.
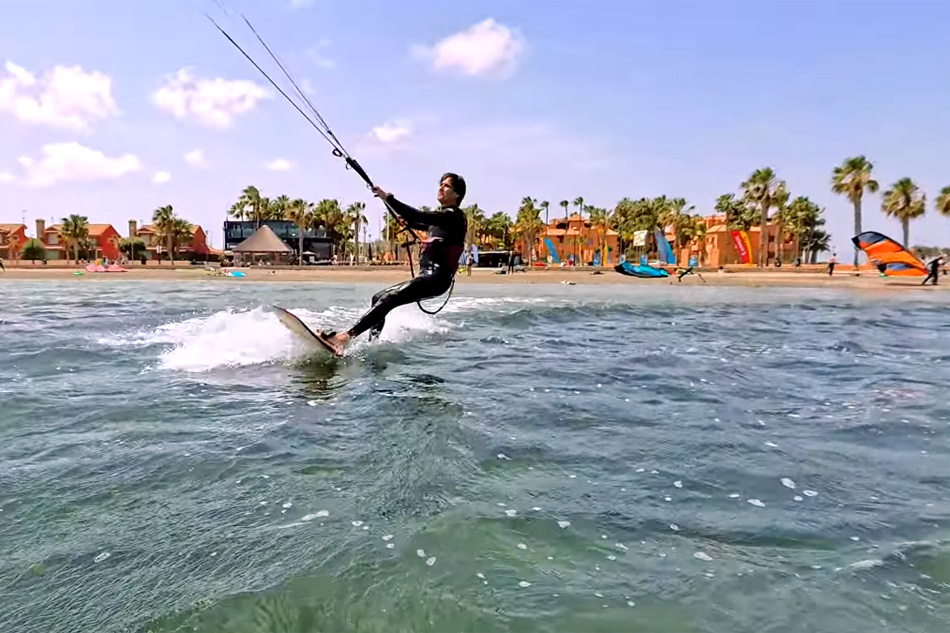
[347,195,467,339]
[922,258,941,285]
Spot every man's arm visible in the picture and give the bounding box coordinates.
[385,195,459,231]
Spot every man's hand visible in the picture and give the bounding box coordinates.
[372,185,389,199]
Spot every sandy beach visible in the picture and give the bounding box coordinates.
[1,263,945,290]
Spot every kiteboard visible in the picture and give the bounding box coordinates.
[272,305,342,358]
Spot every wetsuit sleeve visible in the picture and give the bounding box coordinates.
[386,195,459,231]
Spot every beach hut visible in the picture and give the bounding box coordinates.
[232,225,294,265]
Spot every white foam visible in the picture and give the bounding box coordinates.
[153,307,306,372]
[793,496,803,502]
[518,581,531,588]
[694,552,713,562]
[674,481,683,488]
[803,490,818,497]
[382,534,393,541]
[301,510,329,521]
[557,520,571,529]
[670,524,680,531]
[94,552,111,563]
[781,478,796,489]
[517,543,527,550]
[416,549,426,557]
[505,509,517,517]
[747,499,765,507]
[425,556,437,566]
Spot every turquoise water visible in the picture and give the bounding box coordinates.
[1,280,948,633]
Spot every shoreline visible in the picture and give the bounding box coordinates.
[0,265,945,290]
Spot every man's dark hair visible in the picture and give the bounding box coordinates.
[441,172,466,205]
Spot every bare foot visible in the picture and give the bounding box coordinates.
[321,331,351,356]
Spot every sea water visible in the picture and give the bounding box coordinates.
[0,280,948,633]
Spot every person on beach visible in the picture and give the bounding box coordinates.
[828,253,836,276]
[921,256,942,286]
[317,173,468,356]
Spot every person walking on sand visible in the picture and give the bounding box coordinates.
[316,173,468,356]
[921,256,942,286]
[828,253,836,276]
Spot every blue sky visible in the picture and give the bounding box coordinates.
[0,0,947,255]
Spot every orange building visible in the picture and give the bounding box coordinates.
[130,220,212,260]
[1,223,28,261]
[533,214,619,265]
[699,215,787,267]
[35,219,121,260]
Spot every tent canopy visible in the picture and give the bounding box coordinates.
[233,225,294,253]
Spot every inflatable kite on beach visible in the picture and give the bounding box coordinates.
[851,231,927,277]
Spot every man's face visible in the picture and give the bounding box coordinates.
[438,178,458,206]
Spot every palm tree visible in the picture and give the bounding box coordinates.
[741,167,787,267]
[235,186,264,227]
[832,156,879,269]
[572,196,584,219]
[60,214,90,264]
[486,212,514,249]
[540,200,550,225]
[588,207,611,265]
[317,199,345,257]
[152,205,177,265]
[464,204,487,248]
[383,213,403,258]
[936,186,950,220]
[560,200,569,220]
[172,218,193,258]
[286,199,312,265]
[515,198,543,263]
[881,178,926,247]
[270,195,291,221]
[346,201,367,263]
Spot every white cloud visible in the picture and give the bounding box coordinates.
[371,120,412,145]
[152,171,171,184]
[184,148,208,168]
[411,19,525,77]
[306,38,335,69]
[153,68,269,129]
[266,158,294,171]
[14,142,142,187]
[289,0,314,8]
[0,61,118,130]
[0,172,14,183]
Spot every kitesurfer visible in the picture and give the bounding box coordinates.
[318,173,468,355]
[922,256,942,286]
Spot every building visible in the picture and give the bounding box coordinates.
[223,220,333,261]
[35,219,121,260]
[129,220,214,261]
[700,215,785,267]
[532,213,619,265]
[0,223,28,261]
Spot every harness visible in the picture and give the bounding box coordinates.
[389,224,455,315]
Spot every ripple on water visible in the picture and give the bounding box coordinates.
[1,282,948,633]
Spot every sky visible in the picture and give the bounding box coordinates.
[0,0,948,255]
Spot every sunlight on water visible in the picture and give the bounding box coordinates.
[1,281,948,633]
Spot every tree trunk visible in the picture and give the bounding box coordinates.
[759,203,768,267]
[776,222,784,264]
[167,236,175,266]
[902,218,909,248]
[298,228,304,266]
[853,197,862,269]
